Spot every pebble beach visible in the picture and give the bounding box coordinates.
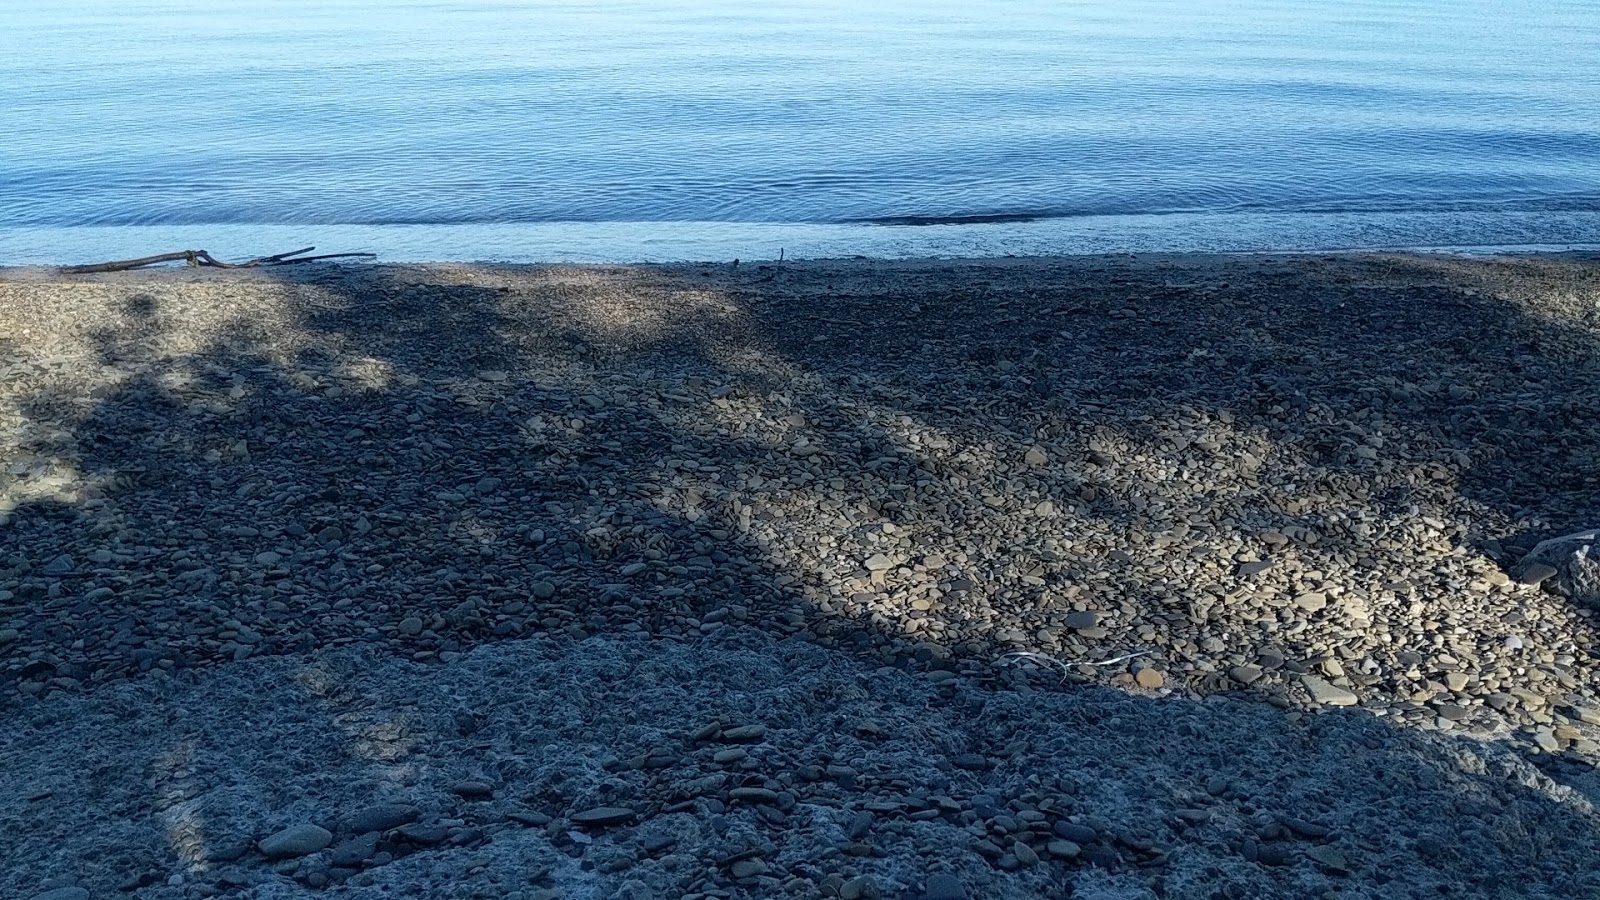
[3,252,1600,899]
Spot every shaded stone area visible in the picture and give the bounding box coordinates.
[3,253,1600,897]
[3,630,1598,899]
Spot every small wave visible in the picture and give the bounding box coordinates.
[850,212,1054,227]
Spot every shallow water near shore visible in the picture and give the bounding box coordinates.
[4,0,1599,262]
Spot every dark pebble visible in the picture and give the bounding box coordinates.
[343,804,421,835]
[1257,844,1295,866]
[394,824,449,846]
[571,806,637,827]
[1054,822,1099,844]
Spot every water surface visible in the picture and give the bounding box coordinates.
[3,0,1598,261]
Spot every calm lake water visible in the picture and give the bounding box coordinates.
[3,0,1599,262]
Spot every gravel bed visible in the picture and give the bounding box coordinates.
[3,627,1598,900]
[2,252,1600,897]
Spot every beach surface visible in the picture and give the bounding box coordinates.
[3,253,1600,899]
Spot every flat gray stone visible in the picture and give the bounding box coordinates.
[718,723,767,742]
[1293,592,1327,612]
[1064,611,1099,630]
[451,780,493,799]
[343,803,420,834]
[259,823,333,858]
[1302,675,1359,707]
[394,823,448,845]
[1054,822,1098,843]
[1230,665,1264,685]
[570,806,635,827]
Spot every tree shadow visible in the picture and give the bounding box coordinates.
[2,253,1600,895]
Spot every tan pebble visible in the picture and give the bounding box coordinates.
[1135,668,1165,689]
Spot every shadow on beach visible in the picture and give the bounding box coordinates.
[2,252,1600,897]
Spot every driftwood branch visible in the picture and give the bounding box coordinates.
[59,246,376,275]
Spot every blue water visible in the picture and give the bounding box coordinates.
[3,0,1599,262]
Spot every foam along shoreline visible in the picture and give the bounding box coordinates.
[3,252,1600,899]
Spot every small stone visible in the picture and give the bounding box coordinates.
[840,875,879,899]
[1445,672,1470,692]
[571,806,636,827]
[0,628,18,644]
[1278,816,1330,838]
[1024,447,1049,467]
[1054,822,1098,843]
[864,553,894,571]
[1134,667,1165,689]
[343,804,419,834]
[1012,841,1040,866]
[719,724,768,742]
[713,748,747,764]
[1435,703,1470,722]
[1305,845,1349,871]
[1046,839,1082,859]
[41,554,75,576]
[394,824,449,845]
[1302,675,1358,707]
[1514,562,1558,585]
[1569,705,1600,725]
[329,832,380,867]
[475,476,502,494]
[398,617,424,636]
[729,787,780,804]
[259,823,334,859]
[1064,611,1099,630]
[921,874,970,900]
[1230,665,1263,685]
[729,858,768,879]
[1256,843,1294,866]
[1236,560,1273,577]
[1292,592,1327,613]
[452,781,494,799]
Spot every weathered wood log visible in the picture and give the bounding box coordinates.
[58,246,375,274]
[58,251,202,274]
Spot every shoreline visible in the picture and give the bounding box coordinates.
[4,251,1600,898]
[5,209,1600,268]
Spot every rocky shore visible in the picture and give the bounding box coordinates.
[2,252,1599,898]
